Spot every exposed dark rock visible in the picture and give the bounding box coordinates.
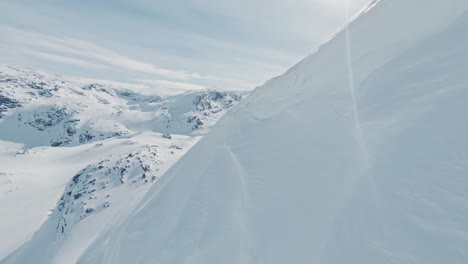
[0,95,21,118]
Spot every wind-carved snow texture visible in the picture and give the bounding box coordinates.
[54,145,161,235]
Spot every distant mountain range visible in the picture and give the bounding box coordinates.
[0,65,248,260]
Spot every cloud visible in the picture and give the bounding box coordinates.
[138,79,208,92]
[14,46,107,70]
[120,0,371,44]
[0,24,258,92]
[67,76,207,95]
[0,0,372,93]
[0,25,200,80]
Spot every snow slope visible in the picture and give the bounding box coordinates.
[35,0,467,263]
[0,67,247,261]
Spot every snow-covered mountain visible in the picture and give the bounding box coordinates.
[0,66,247,148]
[0,66,248,261]
[4,0,468,263]
[2,0,462,263]
[53,145,162,236]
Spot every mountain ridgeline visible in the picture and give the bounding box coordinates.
[0,66,248,148]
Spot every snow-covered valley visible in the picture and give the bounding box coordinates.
[0,66,247,261]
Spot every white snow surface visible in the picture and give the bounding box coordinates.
[33,0,468,263]
[0,67,247,262]
[0,133,196,261]
[3,0,468,263]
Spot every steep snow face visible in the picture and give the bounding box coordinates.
[64,0,468,264]
[0,66,248,148]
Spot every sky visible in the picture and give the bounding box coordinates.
[0,0,371,93]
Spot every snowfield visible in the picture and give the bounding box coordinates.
[0,133,196,261]
[3,0,468,263]
[0,66,247,262]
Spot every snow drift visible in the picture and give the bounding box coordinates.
[5,0,468,263]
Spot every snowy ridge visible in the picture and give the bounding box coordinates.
[54,145,161,235]
[0,65,248,148]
